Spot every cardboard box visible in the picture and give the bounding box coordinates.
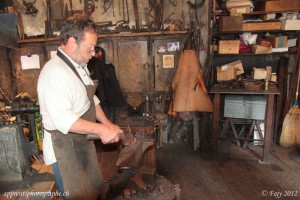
[218,40,240,54]
[251,44,272,54]
[222,60,244,75]
[219,16,243,32]
[242,22,281,31]
[271,74,277,82]
[228,6,251,15]
[253,67,268,80]
[217,65,237,81]
[265,35,287,48]
[287,38,297,47]
[281,20,300,30]
[225,1,251,9]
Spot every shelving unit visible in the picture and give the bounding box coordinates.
[209,0,300,80]
[208,0,300,158]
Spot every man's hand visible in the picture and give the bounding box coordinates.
[99,124,124,144]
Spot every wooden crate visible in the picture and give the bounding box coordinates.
[256,0,300,12]
[228,6,251,15]
[242,22,281,31]
[219,16,243,32]
[218,40,240,54]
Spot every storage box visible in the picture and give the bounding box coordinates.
[256,0,300,12]
[251,44,272,54]
[253,67,268,80]
[219,16,243,32]
[217,65,237,81]
[218,40,240,54]
[224,95,266,120]
[242,22,281,31]
[265,35,287,48]
[258,40,272,47]
[287,38,297,47]
[225,0,251,9]
[222,60,244,75]
[271,73,277,82]
[281,20,300,30]
[228,6,251,15]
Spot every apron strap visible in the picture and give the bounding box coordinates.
[56,50,85,85]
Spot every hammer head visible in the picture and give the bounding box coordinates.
[120,126,136,146]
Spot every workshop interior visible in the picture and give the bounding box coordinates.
[1,0,300,199]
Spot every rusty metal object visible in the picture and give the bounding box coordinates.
[116,135,154,167]
[100,115,179,199]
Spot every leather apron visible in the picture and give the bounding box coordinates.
[171,50,213,112]
[51,51,103,200]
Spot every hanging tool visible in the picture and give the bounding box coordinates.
[87,0,95,16]
[125,0,129,22]
[69,0,73,16]
[44,0,53,38]
[64,3,68,19]
[12,0,37,17]
[132,0,140,31]
[169,0,176,7]
[102,0,113,14]
[22,0,38,16]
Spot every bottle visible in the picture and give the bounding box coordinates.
[265,81,269,90]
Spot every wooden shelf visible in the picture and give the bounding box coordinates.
[213,51,296,56]
[17,31,189,44]
[249,10,300,15]
[213,30,299,35]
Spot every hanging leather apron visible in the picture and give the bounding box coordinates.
[50,51,103,200]
[171,50,213,112]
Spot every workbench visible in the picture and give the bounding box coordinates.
[209,86,280,163]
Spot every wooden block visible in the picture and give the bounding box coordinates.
[218,40,240,54]
[251,44,272,54]
[219,16,243,32]
[242,22,281,31]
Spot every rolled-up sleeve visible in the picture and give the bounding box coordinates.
[93,95,100,105]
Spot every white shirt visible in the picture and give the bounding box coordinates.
[37,48,100,165]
